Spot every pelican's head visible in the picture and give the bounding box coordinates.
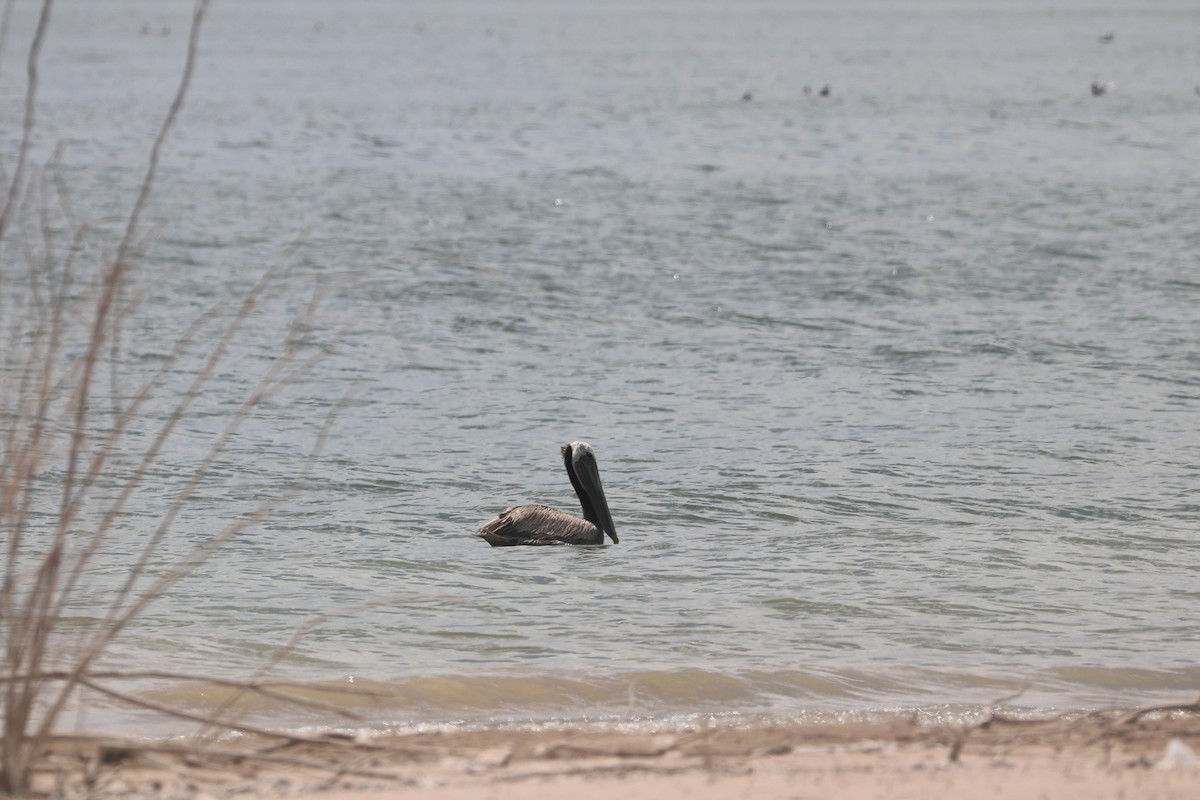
[562,441,618,544]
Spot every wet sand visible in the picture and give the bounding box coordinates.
[33,710,1200,799]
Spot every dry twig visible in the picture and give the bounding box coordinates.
[0,1,351,794]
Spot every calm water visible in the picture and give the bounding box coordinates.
[2,0,1199,732]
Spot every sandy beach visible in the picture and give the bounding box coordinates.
[29,708,1200,799]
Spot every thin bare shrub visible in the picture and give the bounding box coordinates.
[0,1,343,794]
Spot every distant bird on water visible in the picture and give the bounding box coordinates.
[819,84,831,97]
[1091,80,1112,96]
[476,442,618,546]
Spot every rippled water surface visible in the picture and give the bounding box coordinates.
[2,0,1199,729]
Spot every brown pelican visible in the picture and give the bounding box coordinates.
[476,442,618,546]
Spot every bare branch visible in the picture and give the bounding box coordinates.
[0,0,53,242]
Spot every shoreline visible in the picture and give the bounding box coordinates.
[32,707,1200,799]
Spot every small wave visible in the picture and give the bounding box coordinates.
[92,664,1200,739]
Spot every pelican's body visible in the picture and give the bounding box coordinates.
[476,442,618,547]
